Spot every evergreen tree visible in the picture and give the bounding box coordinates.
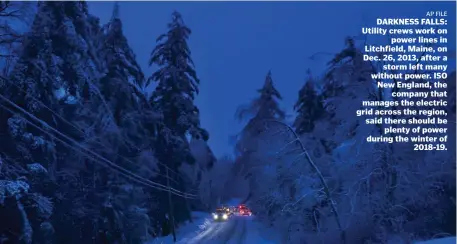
[102,2,145,91]
[149,11,207,141]
[148,10,207,229]
[235,71,285,153]
[237,70,285,121]
[255,71,285,120]
[189,137,216,171]
[232,70,286,193]
[71,4,158,243]
[95,2,147,147]
[293,71,324,134]
[4,1,104,159]
[320,37,377,145]
[0,2,107,243]
[5,1,105,174]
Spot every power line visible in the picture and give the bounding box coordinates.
[0,75,188,183]
[0,100,194,199]
[0,95,198,199]
[0,100,196,199]
[0,75,183,177]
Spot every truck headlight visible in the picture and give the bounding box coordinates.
[213,214,218,219]
[223,214,228,219]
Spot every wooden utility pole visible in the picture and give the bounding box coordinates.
[166,168,176,242]
[183,186,193,223]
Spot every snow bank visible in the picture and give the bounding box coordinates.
[145,211,211,244]
[414,237,456,244]
[243,218,280,244]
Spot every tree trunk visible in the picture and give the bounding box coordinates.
[183,185,193,223]
[166,168,176,242]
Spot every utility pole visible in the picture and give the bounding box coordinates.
[183,186,193,223]
[166,168,176,242]
[209,180,212,209]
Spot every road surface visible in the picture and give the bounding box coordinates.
[148,212,456,244]
[176,215,254,244]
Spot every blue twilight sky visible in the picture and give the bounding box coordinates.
[87,1,456,158]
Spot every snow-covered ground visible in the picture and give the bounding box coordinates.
[145,211,210,244]
[147,213,279,244]
[146,199,456,244]
[414,237,456,244]
[149,214,456,244]
[146,198,279,244]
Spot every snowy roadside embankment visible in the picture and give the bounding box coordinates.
[145,199,248,244]
[240,217,279,244]
[146,211,212,244]
[414,237,456,244]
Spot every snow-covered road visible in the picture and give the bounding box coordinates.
[179,215,250,244]
[149,211,278,244]
[147,202,456,244]
[149,213,456,244]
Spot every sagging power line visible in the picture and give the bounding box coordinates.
[0,75,195,188]
[0,94,199,199]
[0,99,196,199]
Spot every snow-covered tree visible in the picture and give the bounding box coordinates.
[237,70,285,122]
[231,72,320,241]
[70,4,159,243]
[148,11,207,141]
[0,1,33,76]
[85,2,147,151]
[180,137,215,186]
[197,156,232,208]
[189,137,215,171]
[293,70,324,134]
[235,71,285,155]
[148,10,210,229]
[323,37,377,145]
[233,70,286,191]
[4,1,104,162]
[101,2,145,90]
[0,2,108,242]
[293,38,457,243]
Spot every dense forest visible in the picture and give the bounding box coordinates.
[0,1,455,244]
[231,41,456,243]
[0,2,215,243]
